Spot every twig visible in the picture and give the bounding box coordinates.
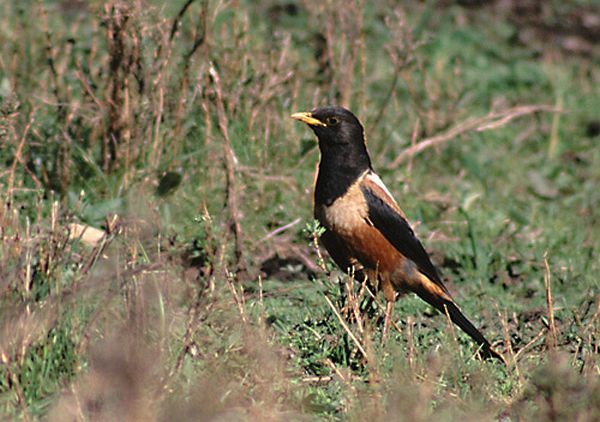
[167,280,210,380]
[150,85,164,167]
[312,230,328,273]
[345,270,364,335]
[371,71,399,131]
[406,316,415,373]
[40,3,65,119]
[363,284,402,334]
[513,328,545,361]
[323,294,368,360]
[497,305,523,386]
[388,104,558,168]
[258,275,264,321]
[169,0,196,41]
[7,108,37,195]
[79,216,119,276]
[208,62,245,271]
[226,270,247,324]
[443,304,463,368]
[325,358,348,383]
[258,218,301,242]
[267,240,322,275]
[406,118,420,177]
[0,351,30,422]
[74,262,162,357]
[74,68,104,110]
[547,95,563,159]
[543,252,557,351]
[302,375,333,383]
[183,1,207,60]
[167,208,220,383]
[184,32,206,60]
[103,2,132,171]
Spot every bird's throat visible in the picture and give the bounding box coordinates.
[315,156,369,207]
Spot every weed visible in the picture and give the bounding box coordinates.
[0,0,599,420]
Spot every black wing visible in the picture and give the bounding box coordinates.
[361,184,505,361]
[360,185,448,293]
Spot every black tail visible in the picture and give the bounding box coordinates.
[415,289,505,362]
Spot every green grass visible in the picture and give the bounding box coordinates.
[1,0,599,419]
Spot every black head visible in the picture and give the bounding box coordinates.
[292,106,372,204]
[291,106,372,171]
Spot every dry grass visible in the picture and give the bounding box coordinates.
[1,0,599,420]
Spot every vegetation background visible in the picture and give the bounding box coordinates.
[0,0,598,419]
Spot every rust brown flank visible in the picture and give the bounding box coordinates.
[316,170,444,302]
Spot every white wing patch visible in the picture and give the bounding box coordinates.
[365,171,400,207]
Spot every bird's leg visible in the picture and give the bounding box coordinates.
[381,281,397,342]
[382,300,394,342]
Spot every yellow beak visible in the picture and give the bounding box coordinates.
[290,111,326,127]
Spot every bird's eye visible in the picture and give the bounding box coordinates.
[326,116,340,126]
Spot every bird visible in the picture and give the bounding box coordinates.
[291,106,503,361]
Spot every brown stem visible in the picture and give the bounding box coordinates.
[208,63,245,271]
[388,104,558,169]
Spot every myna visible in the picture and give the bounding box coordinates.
[292,106,502,360]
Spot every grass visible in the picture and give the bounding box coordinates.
[1,0,599,419]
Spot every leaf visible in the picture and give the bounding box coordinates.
[156,171,183,197]
[528,171,559,199]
